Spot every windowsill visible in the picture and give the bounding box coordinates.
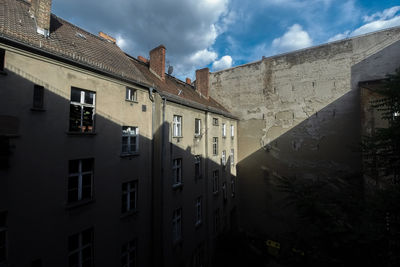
[125,99,138,103]
[66,131,97,136]
[194,134,201,138]
[120,152,139,158]
[120,210,138,219]
[30,107,46,112]
[66,199,94,210]
[0,70,7,76]
[172,183,184,190]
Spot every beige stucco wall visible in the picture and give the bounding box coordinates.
[209,27,400,239]
[0,46,153,266]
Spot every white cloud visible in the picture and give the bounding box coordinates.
[53,0,230,79]
[271,24,313,53]
[212,55,233,70]
[328,6,400,42]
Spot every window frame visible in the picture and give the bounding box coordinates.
[195,197,202,226]
[122,126,139,155]
[230,149,234,166]
[173,115,182,137]
[32,84,45,110]
[172,208,182,242]
[68,228,93,267]
[69,87,96,133]
[194,118,201,137]
[121,239,137,267]
[172,158,183,186]
[222,150,226,166]
[230,125,235,139]
[126,87,137,102]
[212,137,218,156]
[68,158,94,204]
[213,170,219,194]
[121,180,138,214]
[222,123,226,138]
[212,118,219,126]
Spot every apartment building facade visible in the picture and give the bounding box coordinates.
[0,0,237,266]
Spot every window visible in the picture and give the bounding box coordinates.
[213,170,219,194]
[126,87,137,102]
[194,155,201,180]
[122,126,139,155]
[231,176,236,198]
[68,159,94,203]
[222,182,227,201]
[172,158,182,186]
[213,118,218,126]
[173,115,182,137]
[212,137,218,156]
[69,87,95,133]
[33,85,44,109]
[121,239,137,267]
[230,149,234,166]
[122,181,138,214]
[0,211,7,265]
[172,208,182,242]
[230,125,235,139]
[214,208,220,234]
[68,228,93,267]
[193,243,205,267]
[0,49,4,71]
[194,119,201,136]
[195,197,202,226]
[222,123,226,138]
[222,150,226,166]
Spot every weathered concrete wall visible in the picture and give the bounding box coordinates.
[209,27,400,239]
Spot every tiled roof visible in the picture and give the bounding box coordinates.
[0,0,234,117]
[131,58,233,116]
[0,0,149,86]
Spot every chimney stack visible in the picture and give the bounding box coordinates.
[149,45,166,81]
[186,78,191,85]
[195,68,210,99]
[138,56,149,63]
[31,0,52,37]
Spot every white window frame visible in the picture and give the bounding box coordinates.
[69,87,96,133]
[68,159,93,203]
[121,239,137,267]
[173,115,182,137]
[222,123,226,138]
[68,228,93,267]
[172,208,182,242]
[213,170,219,194]
[222,150,226,166]
[230,149,234,166]
[0,212,7,265]
[230,125,235,138]
[212,137,218,156]
[122,126,139,155]
[172,158,182,186]
[126,87,137,102]
[213,118,218,126]
[195,197,202,226]
[122,181,138,214]
[194,155,201,179]
[194,118,201,137]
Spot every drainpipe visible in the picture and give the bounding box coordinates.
[160,96,167,267]
[149,87,155,267]
[204,111,210,265]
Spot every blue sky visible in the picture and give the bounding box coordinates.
[52,0,400,80]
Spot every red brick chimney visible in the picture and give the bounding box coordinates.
[138,56,149,63]
[186,78,191,85]
[149,45,166,81]
[30,0,52,37]
[196,68,210,99]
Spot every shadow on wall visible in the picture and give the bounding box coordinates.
[0,67,237,267]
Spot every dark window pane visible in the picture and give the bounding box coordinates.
[68,176,79,189]
[71,88,81,103]
[33,85,44,109]
[82,186,92,199]
[69,160,79,174]
[82,107,94,132]
[0,212,5,227]
[69,104,82,132]
[84,91,95,105]
[68,234,79,251]
[82,229,92,245]
[68,189,78,202]
[68,252,79,267]
[82,159,93,172]
[82,174,92,186]
[82,246,92,260]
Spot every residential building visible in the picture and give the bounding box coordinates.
[0,1,237,266]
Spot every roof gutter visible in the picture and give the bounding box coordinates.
[0,34,151,90]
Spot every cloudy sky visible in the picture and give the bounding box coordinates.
[52,0,400,80]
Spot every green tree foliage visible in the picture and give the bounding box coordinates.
[277,69,400,267]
